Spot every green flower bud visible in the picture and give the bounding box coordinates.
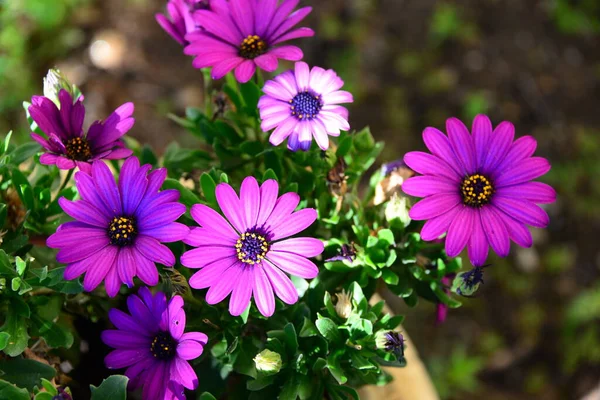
[253,349,282,374]
[43,68,79,107]
[385,194,411,228]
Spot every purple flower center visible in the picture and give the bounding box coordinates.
[150,331,177,360]
[65,137,92,161]
[289,91,322,120]
[460,174,494,207]
[235,231,269,265]
[108,217,137,246]
[239,35,267,59]
[384,331,404,354]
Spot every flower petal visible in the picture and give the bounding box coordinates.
[270,237,324,257]
[445,207,474,257]
[267,251,318,279]
[254,265,275,317]
[409,193,462,221]
[229,266,253,316]
[480,206,510,257]
[467,211,489,267]
[262,260,298,305]
[402,176,458,198]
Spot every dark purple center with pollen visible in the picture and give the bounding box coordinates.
[290,91,322,120]
[236,230,270,265]
[108,217,137,246]
[64,137,92,161]
[239,35,267,59]
[150,331,177,360]
[460,174,494,207]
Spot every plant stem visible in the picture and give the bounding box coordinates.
[53,169,74,202]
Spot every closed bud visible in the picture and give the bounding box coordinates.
[254,349,282,374]
[385,193,411,228]
[43,69,79,107]
[334,289,353,319]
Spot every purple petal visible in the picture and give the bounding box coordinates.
[270,208,317,240]
[205,263,243,304]
[135,235,176,266]
[56,236,109,263]
[495,157,551,188]
[494,135,538,174]
[56,157,76,170]
[419,205,461,241]
[188,256,239,289]
[83,245,118,292]
[212,57,244,80]
[471,114,492,169]
[132,247,160,287]
[191,203,238,239]
[109,309,152,336]
[140,222,189,243]
[445,207,474,257]
[404,151,461,182]
[181,246,236,269]
[262,260,298,305]
[480,206,510,257]
[117,247,136,288]
[177,340,204,361]
[127,292,157,333]
[156,13,186,45]
[321,90,354,105]
[266,251,318,279]
[255,0,278,36]
[39,153,59,165]
[47,225,107,248]
[500,211,533,248]
[215,182,246,233]
[269,6,312,41]
[184,227,236,247]
[269,116,297,146]
[101,330,149,348]
[234,60,256,83]
[270,237,324,257]
[402,176,458,198]
[74,171,114,218]
[409,193,462,221]
[267,0,301,37]
[105,349,149,369]
[467,211,489,267]
[254,54,279,71]
[142,361,167,400]
[119,157,150,216]
[229,267,253,316]
[495,182,556,204]
[492,196,549,228]
[481,121,515,175]
[137,203,186,230]
[254,265,275,317]
[294,61,310,91]
[256,179,279,227]
[58,198,109,228]
[271,26,314,45]
[169,307,186,340]
[446,117,476,174]
[92,161,122,215]
[104,266,121,297]
[172,358,198,390]
[240,176,260,229]
[263,192,300,232]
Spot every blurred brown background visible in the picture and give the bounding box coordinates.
[1,0,600,398]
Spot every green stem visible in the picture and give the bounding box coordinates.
[53,169,74,201]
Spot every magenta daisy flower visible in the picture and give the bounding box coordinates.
[47,157,189,296]
[258,62,353,151]
[402,115,556,266]
[102,288,207,400]
[156,0,210,46]
[181,176,323,317]
[29,89,134,173]
[184,0,314,83]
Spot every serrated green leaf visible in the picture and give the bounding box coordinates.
[0,379,29,400]
[90,375,128,400]
[0,359,55,390]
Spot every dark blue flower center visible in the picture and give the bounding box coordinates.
[108,216,137,246]
[460,174,494,207]
[290,91,322,120]
[236,230,269,265]
[150,331,177,360]
[65,137,92,161]
[239,35,267,59]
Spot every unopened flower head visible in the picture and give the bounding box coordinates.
[377,331,405,356]
[43,68,79,107]
[385,194,411,228]
[254,349,282,374]
[452,265,487,297]
[334,289,353,319]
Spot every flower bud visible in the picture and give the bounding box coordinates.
[43,69,78,107]
[334,289,353,319]
[385,193,411,228]
[376,330,405,356]
[254,349,282,374]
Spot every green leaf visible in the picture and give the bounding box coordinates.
[279,373,299,400]
[315,315,342,343]
[349,318,373,339]
[349,282,367,314]
[377,229,395,246]
[336,136,353,157]
[1,131,13,155]
[31,315,74,349]
[162,178,201,209]
[0,333,9,351]
[262,169,278,181]
[198,392,218,400]
[200,172,218,206]
[15,257,26,276]
[299,317,318,337]
[0,379,29,400]
[40,378,56,394]
[353,127,376,151]
[0,359,56,390]
[246,375,275,391]
[90,375,129,400]
[0,298,30,356]
[382,314,405,330]
[10,143,40,165]
[140,145,158,167]
[381,269,399,285]
[240,81,261,114]
[240,141,264,156]
[326,352,347,384]
[0,250,13,275]
[349,351,376,370]
[0,204,6,227]
[324,292,337,319]
[283,323,299,353]
[35,392,54,400]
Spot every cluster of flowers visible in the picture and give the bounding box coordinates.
[23,0,555,398]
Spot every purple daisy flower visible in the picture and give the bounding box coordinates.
[258,62,353,151]
[402,115,556,266]
[156,0,210,46]
[184,0,314,83]
[47,157,189,296]
[102,288,207,400]
[29,89,134,173]
[181,176,323,317]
